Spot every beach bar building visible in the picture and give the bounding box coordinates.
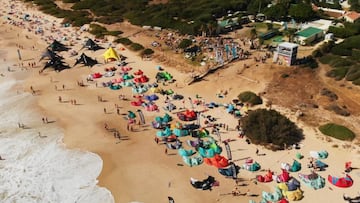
[294,27,324,45]
[273,42,298,66]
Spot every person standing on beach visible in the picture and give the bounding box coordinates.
[58,96,62,103]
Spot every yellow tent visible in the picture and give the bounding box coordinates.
[103,47,119,62]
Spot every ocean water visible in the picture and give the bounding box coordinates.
[0,66,114,202]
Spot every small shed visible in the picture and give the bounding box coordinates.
[295,27,324,45]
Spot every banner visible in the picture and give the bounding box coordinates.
[224,141,232,160]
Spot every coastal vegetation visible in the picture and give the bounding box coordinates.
[89,24,123,39]
[314,35,360,86]
[238,91,262,106]
[23,0,360,85]
[319,123,356,141]
[241,109,304,150]
[24,0,323,36]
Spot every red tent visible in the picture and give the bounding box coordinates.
[277,169,290,183]
[257,170,273,182]
[134,69,143,75]
[204,154,229,168]
[92,72,102,79]
[134,75,149,83]
[130,99,144,106]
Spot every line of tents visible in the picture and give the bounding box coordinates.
[40,39,122,72]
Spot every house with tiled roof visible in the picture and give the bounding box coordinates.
[344,11,360,23]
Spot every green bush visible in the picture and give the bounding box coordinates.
[345,67,360,81]
[332,58,354,67]
[241,109,304,150]
[142,48,154,56]
[62,0,80,3]
[352,78,360,85]
[106,30,123,36]
[130,43,144,51]
[319,123,355,141]
[319,54,338,64]
[238,91,262,105]
[114,37,132,45]
[325,104,350,116]
[326,67,349,80]
[178,39,193,49]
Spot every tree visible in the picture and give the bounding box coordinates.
[283,28,297,42]
[207,23,217,37]
[247,0,271,14]
[250,28,257,40]
[141,48,154,56]
[199,24,207,37]
[178,39,192,49]
[241,109,304,150]
[264,4,287,21]
[238,91,262,105]
[289,3,316,22]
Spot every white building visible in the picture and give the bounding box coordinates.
[273,42,298,66]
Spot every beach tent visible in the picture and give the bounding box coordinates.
[48,40,69,52]
[278,178,301,192]
[190,176,216,190]
[276,169,291,183]
[183,155,203,167]
[177,110,197,121]
[328,174,353,188]
[134,75,149,83]
[343,194,360,203]
[283,188,303,201]
[173,128,189,137]
[178,148,195,157]
[83,38,103,51]
[167,141,182,149]
[313,160,328,171]
[156,127,172,137]
[168,196,175,203]
[145,94,159,102]
[43,58,70,72]
[156,71,173,82]
[103,47,120,62]
[257,170,274,183]
[243,159,261,172]
[298,172,325,189]
[74,53,98,67]
[310,150,328,159]
[39,49,62,61]
[282,160,301,172]
[262,187,283,202]
[218,162,240,179]
[127,111,136,119]
[204,154,229,168]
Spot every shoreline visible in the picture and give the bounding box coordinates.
[1,1,359,203]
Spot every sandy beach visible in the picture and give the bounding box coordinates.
[0,1,360,203]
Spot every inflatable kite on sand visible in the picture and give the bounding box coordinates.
[204,154,229,168]
[190,176,217,190]
[328,174,353,188]
[298,172,325,190]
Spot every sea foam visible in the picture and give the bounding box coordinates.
[0,70,114,202]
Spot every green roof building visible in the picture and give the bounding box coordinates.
[295,27,324,45]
